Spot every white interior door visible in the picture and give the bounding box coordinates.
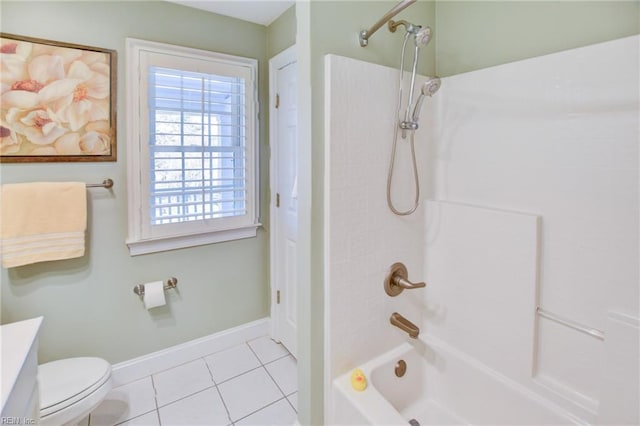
[270,46,297,358]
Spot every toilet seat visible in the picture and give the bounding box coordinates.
[38,357,112,424]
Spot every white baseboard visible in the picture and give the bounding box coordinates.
[111,318,270,387]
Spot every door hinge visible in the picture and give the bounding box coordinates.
[276,290,281,304]
[276,193,280,208]
[275,94,280,109]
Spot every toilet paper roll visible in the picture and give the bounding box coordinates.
[143,281,166,309]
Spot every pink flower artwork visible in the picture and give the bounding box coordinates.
[0,33,116,162]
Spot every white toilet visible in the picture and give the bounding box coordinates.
[38,357,112,425]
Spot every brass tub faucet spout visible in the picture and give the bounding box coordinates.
[390,312,420,338]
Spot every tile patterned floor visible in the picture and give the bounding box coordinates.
[87,336,297,426]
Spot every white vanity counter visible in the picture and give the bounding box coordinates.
[1,316,43,422]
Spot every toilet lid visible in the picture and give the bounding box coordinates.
[39,357,111,417]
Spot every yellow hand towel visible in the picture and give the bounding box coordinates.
[0,182,87,268]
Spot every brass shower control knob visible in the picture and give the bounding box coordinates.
[384,262,426,297]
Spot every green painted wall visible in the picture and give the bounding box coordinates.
[436,1,640,76]
[0,1,271,364]
[267,4,296,59]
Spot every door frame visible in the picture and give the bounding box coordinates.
[269,44,297,347]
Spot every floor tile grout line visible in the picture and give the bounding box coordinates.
[150,374,160,410]
[215,364,264,386]
[246,337,291,366]
[206,339,278,386]
[153,358,217,408]
[204,356,234,425]
[104,376,158,425]
[213,355,296,420]
[113,408,160,426]
[89,376,158,425]
[203,356,216,383]
[285,398,298,417]
[285,390,298,413]
[262,361,289,401]
[246,341,266,367]
[263,352,293,366]
[265,354,298,397]
[247,338,297,402]
[149,374,162,426]
[285,396,298,414]
[155,383,218,409]
[213,382,234,426]
[231,395,291,424]
[201,341,264,385]
[147,357,211,377]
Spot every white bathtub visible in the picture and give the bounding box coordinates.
[332,337,580,425]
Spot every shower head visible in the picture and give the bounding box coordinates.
[414,26,432,47]
[421,76,441,96]
[390,20,431,48]
[411,76,441,123]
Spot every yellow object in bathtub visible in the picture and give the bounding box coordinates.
[350,368,367,391]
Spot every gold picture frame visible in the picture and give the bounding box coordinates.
[0,33,117,162]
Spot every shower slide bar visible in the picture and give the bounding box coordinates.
[536,307,604,340]
[359,0,416,47]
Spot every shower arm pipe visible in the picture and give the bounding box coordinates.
[359,0,417,47]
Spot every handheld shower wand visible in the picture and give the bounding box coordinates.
[411,77,441,123]
[399,77,440,131]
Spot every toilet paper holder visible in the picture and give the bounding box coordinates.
[133,277,178,297]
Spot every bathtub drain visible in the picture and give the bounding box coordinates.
[408,419,420,426]
[395,359,407,377]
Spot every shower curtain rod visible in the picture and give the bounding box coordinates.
[359,0,417,47]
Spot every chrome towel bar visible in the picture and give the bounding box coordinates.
[133,277,178,297]
[86,178,114,189]
[536,307,604,340]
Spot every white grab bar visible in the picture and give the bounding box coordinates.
[536,307,604,340]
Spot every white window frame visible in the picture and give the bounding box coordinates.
[126,38,260,256]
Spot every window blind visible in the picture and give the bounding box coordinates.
[148,67,247,226]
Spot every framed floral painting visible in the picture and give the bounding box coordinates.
[0,33,117,162]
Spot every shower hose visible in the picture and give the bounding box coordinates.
[387,32,420,216]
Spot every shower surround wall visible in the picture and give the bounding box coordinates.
[326,35,639,424]
[429,35,639,422]
[324,54,434,415]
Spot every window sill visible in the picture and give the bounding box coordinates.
[126,224,261,256]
